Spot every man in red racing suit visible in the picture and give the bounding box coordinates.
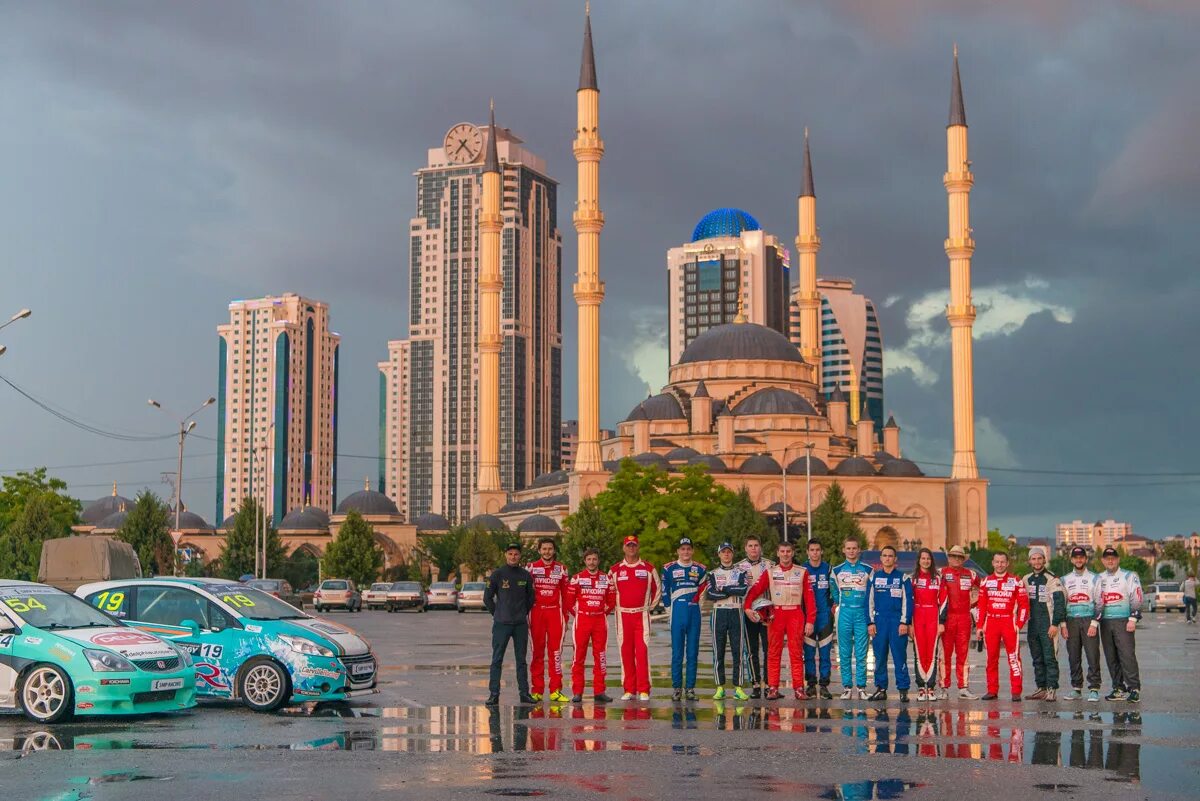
[610,535,662,700]
[940,545,980,698]
[977,551,1030,700]
[527,537,571,702]
[743,541,817,700]
[565,548,616,702]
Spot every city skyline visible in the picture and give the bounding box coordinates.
[1,2,1197,537]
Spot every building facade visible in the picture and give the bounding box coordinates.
[790,277,884,430]
[560,419,614,472]
[667,209,790,364]
[1056,519,1133,550]
[216,293,339,524]
[381,121,562,523]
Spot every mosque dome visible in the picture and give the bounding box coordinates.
[692,208,761,242]
[665,446,701,463]
[412,512,451,532]
[336,489,399,517]
[517,514,561,534]
[734,387,817,417]
[833,456,878,477]
[624,393,685,422]
[739,454,783,475]
[279,506,330,532]
[631,451,672,471]
[687,453,728,473]
[94,511,129,531]
[879,458,925,478]
[172,509,213,531]
[81,491,135,526]
[467,514,509,532]
[530,470,570,488]
[786,455,829,476]
[678,322,805,365]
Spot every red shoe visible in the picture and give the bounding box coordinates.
[794,688,809,701]
[765,687,783,701]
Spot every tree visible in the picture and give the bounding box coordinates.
[1048,555,1072,577]
[1119,553,1152,586]
[715,486,776,554]
[416,527,464,582]
[0,469,80,580]
[282,548,320,589]
[322,511,384,586]
[218,498,285,579]
[456,526,500,581]
[562,497,620,573]
[1158,563,1176,580]
[117,491,174,576]
[808,481,864,555]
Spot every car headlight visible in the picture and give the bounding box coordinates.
[170,643,193,667]
[84,649,136,672]
[279,634,335,657]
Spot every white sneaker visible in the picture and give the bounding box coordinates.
[938,688,949,700]
[916,688,927,702]
[637,692,651,702]
[620,692,634,701]
[855,687,868,700]
[958,688,980,700]
[840,687,854,700]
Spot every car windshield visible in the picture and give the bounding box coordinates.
[1,585,116,630]
[431,583,455,590]
[370,583,391,591]
[1157,583,1180,593]
[215,587,307,620]
[321,580,348,590]
[246,580,282,591]
[463,583,486,591]
[391,582,421,592]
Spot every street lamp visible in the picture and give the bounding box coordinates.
[0,345,6,358]
[0,308,31,333]
[150,396,216,575]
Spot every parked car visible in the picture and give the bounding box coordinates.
[76,577,377,712]
[244,578,303,610]
[385,582,425,613]
[1,579,196,723]
[425,582,459,611]
[1145,582,1184,613]
[299,585,317,607]
[362,583,392,611]
[456,582,486,613]
[313,580,360,613]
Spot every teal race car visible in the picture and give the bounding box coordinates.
[0,580,196,723]
[76,577,378,712]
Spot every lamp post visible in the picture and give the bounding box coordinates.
[150,396,216,575]
[804,440,816,544]
[0,308,31,333]
[255,423,275,579]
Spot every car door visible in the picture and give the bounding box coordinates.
[125,585,235,697]
[0,611,20,708]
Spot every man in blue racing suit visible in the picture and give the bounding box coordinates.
[867,544,913,702]
[662,536,707,702]
[832,536,874,700]
[803,539,836,699]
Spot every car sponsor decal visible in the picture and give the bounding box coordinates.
[151,678,184,691]
[50,644,75,662]
[90,631,160,647]
[195,662,230,691]
[100,678,131,686]
[22,637,42,646]
[306,622,345,636]
[299,667,341,680]
[0,635,13,648]
[77,684,95,694]
[76,702,94,711]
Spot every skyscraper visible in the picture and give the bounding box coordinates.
[381,118,561,523]
[667,208,791,364]
[216,293,339,524]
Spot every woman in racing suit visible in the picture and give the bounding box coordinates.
[911,548,947,702]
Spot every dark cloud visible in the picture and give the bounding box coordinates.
[0,0,1196,536]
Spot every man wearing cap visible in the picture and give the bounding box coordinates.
[1022,546,1067,701]
[566,548,616,703]
[803,539,836,699]
[526,537,571,703]
[736,536,774,698]
[744,541,817,700]
[1096,546,1142,702]
[706,542,750,700]
[484,543,537,705]
[611,535,662,701]
[939,545,979,699]
[662,537,707,701]
[1061,545,1103,701]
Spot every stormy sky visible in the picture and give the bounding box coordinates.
[1,1,1197,538]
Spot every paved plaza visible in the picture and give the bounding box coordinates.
[3,609,1197,800]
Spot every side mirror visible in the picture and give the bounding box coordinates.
[180,618,202,637]
[0,616,16,633]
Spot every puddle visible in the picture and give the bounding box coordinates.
[817,780,924,799]
[68,773,172,784]
[1034,785,1080,794]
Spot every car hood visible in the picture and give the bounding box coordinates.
[274,618,370,656]
[54,627,175,660]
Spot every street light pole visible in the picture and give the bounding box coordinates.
[0,308,31,333]
[150,396,215,575]
[780,447,789,544]
[804,441,816,544]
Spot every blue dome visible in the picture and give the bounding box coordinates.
[691,208,761,242]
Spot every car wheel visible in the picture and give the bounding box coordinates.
[19,664,73,724]
[239,658,291,712]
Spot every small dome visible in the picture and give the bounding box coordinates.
[173,509,213,531]
[81,494,136,526]
[531,470,570,489]
[665,446,701,462]
[517,514,561,534]
[692,208,761,242]
[602,459,624,472]
[624,393,684,422]
[873,450,897,463]
[786,455,829,476]
[739,454,783,475]
[879,458,925,478]
[734,387,817,417]
[765,501,795,513]
[861,502,894,515]
[631,451,671,471]
[336,490,399,517]
[413,512,451,532]
[279,506,330,532]
[94,510,129,531]
[834,457,878,477]
[220,514,237,530]
[687,453,728,473]
[467,514,509,532]
[678,323,805,366]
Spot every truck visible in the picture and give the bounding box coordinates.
[38,536,142,593]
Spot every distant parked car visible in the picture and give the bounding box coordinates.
[313,579,360,613]
[457,582,486,613]
[362,583,392,611]
[299,585,317,608]
[385,581,425,613]
[426,582,458,611]
[244,578,303,610]
[1145,582,1184,613]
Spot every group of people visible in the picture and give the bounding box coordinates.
[482,534,1145,706]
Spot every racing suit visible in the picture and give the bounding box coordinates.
[1023,569,1066,690]
[744,562,816,691]
[662,560,707,690]
[1096,568,1142,693]
[868,568,913,691]
[706,564,750,687]
[735,556,774,687]
[831,559,873,690]
[566,568,616,698]
[610,559,661,695]
[803,560,835,689]
[1062,568,1101,691]
[978,572,1030,696]
[526,558,570,696]
[939,565,978,690]
[910,570,946,690]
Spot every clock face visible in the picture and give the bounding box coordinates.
[444,123,484,164]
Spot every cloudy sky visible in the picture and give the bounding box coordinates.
[1,1,1197,537]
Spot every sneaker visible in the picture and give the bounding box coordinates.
[1044,689,1057,702]
[938,688,950,700]
[818,686,833,700]
[671,689,682,702]
[685,689,698,702]
[1012,695,1022,703]
[620,692,635,701]
[570,694,583,703]
[750,687,762,700]
[485,694,499,706]
[549,691,570,703]
[765,687,783,701]
[1026,688,1047,701]
[1127,690,1140,703]
[805,684,817,698]
[840,687,855,700]
[867,688,888,701]
[529,692,543,702]
[519,693,538,704]
[899,690,909,703]
[794,688,809,701]
[733,687,750,701]
[1061,688,1081,700]
[959,688,980,700]
[1105,690,1128,702]
[856,687,868,700]
[712,686,726,700]
[1087,690,1100,703]
[981,693,999,701]
[594,693,614,703]
[637,692,651,702]
[917,689,928,702]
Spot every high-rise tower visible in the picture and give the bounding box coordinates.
[573,4,605,474]
[944,46,978,479]
[795,129,822,378]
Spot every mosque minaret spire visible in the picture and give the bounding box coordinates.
[795,127,822,380]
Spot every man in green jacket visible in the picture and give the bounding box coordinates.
[1023,547,1067,700]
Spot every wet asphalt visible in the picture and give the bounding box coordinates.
[3,608,1198,800]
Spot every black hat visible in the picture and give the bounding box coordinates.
[677,537,693,547]
[505,543,522,553]
[1101,547,1119,558]
[1070,546,1087,557]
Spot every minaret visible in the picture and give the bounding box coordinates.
[945,46,978,479]
[573,2,605,473]
[475,100,504,504]
[795,128,822,379]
